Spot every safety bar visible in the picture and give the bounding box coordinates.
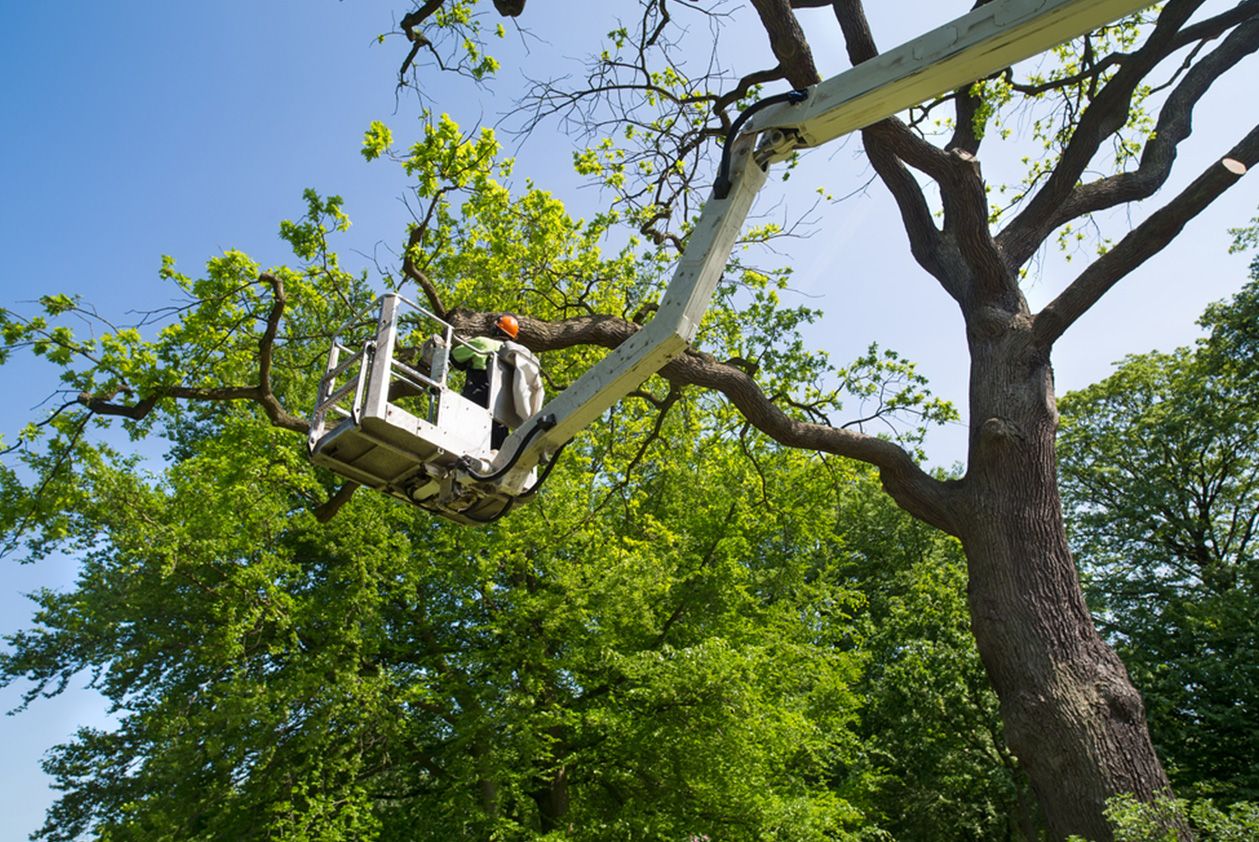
[309,292,502,448]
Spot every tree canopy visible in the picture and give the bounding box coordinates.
[1059,265,1259,804]
[0,203,999,837]
[1,128,998,839]
[3,1,1259,839]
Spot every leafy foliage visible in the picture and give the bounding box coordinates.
[0,111,982,839]
[9,0,1251,830]
[1059,272,1259,802]
[1067,795,1259,842]
[4,407,884,840]
[832,503,1032,840]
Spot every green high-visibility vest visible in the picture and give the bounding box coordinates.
[450,336,502,371]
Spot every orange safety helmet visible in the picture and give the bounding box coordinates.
[494,313,520,339]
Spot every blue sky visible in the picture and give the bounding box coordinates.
[2,1,1255,837]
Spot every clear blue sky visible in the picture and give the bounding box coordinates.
[2,2,1255,838]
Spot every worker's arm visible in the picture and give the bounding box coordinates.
[451,336,501,370]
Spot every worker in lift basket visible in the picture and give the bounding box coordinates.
[450,313,544,450]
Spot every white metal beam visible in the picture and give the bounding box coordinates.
[491,133,766,492]
[751,0,1154,148]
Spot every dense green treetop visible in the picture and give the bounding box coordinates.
[1059,266,1259,802]
[0,111,982,839]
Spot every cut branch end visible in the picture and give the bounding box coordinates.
[1222,157,1247,175]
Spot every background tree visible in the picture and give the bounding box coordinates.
[834,514,1039,840]
[1059,268,1259,804]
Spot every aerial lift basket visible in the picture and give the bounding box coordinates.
[307,293,531,523]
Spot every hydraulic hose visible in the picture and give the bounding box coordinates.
[511,440,570,502]
[712,88,809,200]
[455,430,570,525]
[457,413,557,484]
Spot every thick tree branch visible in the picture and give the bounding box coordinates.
[861,122,1008,305]
[831,0,878,64]
[1033,128,1257,348]
[399,2,444,35]
[447,309,961,533]
[491,0,525,17]
[1002,15,1259,264]
[836,1,1006,304]
[80,384,308,434]
[860,128,957,298]
[859,118,957,188]
[748,0,822,88]
[314,482,360,523]
[939,150,1010,301]
[947,79,986,156]
[661,347,959,532]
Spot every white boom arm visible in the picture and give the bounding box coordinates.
[488,0,1153,494]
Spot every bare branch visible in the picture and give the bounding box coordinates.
[1002,14,1259,263]
[1004,1,1258,98]
[505,2,796,245]
[651,497,736,647]
[712,65,790,115]
[398,0,445,82]
[0,399,81,456]
[1033,129,1257,348]
[998,0,1216,265]
[584,383,683,520]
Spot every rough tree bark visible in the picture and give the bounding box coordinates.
[960,308,1173,838]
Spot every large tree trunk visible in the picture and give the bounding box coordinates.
[533,764,571,833]
[960,325,1176,840]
